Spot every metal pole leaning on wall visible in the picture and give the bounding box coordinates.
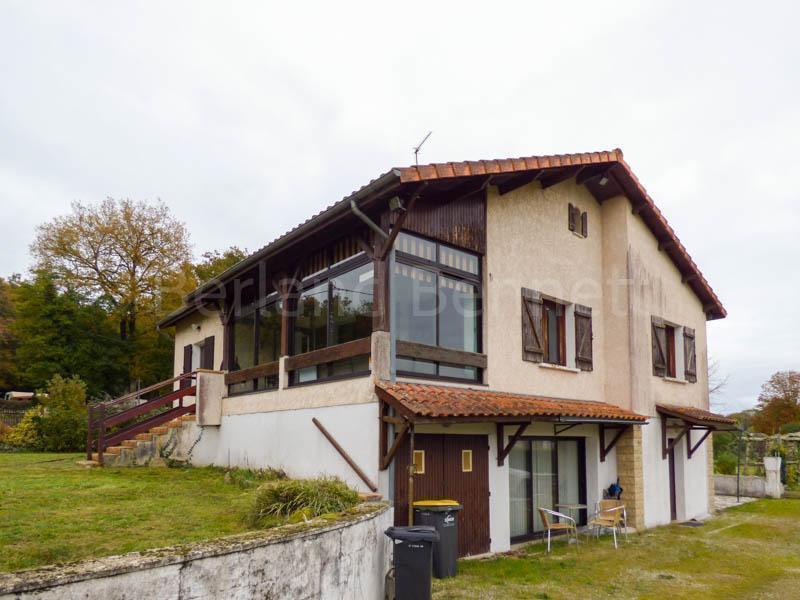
[736,429,742,503]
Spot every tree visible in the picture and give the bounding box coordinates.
[194,246,248,285]
[10,271,128,398]
[0,276,19,391]
[31,198,192,341]
[751,371,800,434]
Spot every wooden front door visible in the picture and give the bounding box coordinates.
[668,439,677,521]
[394,433,490,557]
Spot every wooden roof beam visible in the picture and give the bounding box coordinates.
[540,165,582,189]
[576,165,613,186]
[497,171,541,196]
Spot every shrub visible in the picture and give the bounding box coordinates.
[248,476,359,528]
[37,375,88,452]
[3,406,45,449]
[715,451,738,475]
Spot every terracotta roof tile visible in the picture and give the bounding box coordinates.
[657,404,738,427]
[376,382,647,423]
[394,149,725,320]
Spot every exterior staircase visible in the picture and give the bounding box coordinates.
[87,413,197,467]
[85,372,198,467]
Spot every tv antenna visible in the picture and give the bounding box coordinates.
[413,131,432,165]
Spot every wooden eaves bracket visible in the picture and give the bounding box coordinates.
[496,422,528,466]
[660,413,716,460]
[599,424,629,462]
[378,400,412,471]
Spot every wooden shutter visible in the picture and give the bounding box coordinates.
[568,203,577,232]
[181,344,193,389]
[651,318,667,377]
[201,336,215,370]
[574,304,593,371]
[521,288,544,363]
[580,211,588,237]
[683,327,697,383]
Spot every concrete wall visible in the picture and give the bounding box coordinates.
[175,400,386,495]
[715,474,766,498]
[0,504,392,600]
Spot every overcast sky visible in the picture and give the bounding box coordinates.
[1,1,798,413]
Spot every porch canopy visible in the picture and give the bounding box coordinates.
[376,382,647,469]
[656,403,739,460]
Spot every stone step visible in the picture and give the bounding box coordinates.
[135,433,154,441]
[167,420,184,429]
[121,440,139,448]
[106,446,125,454]
[149,426,169,435]
[180,414,196,422]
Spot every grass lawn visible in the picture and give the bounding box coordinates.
[434,499,800,599]
[0,453,262,572]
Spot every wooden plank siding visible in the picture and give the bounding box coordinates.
[382,190,486,254]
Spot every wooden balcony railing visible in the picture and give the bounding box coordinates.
[86,371,197,463]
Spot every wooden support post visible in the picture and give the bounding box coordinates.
[312,418,378,492]
[86,405,93,460]
[97,404,105,464]
[687,428,713,459]
[408,425,415,525]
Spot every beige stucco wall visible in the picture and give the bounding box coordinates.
[485,179,607,400]
[172,310,226,377]
[625,203,710,416]
[485,178,710,415]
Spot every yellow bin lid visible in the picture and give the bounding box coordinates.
[413,499,461,507]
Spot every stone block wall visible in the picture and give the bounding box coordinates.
[616,426,645,530]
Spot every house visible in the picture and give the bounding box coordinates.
[156,149,737,556]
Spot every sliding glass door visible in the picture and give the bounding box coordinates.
[508,437,586,541]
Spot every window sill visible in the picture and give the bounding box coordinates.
[539,363,580,374]
[571,231,586,240]
[663,376,687,385]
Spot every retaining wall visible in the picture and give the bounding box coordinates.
[715,474,766,497]
[0,504,392,600]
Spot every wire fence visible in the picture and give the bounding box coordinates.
[0,409,27,427]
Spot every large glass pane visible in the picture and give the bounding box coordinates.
[294,283,328,354]
[330,263,373,345]
[438,276,478,352]
[439,363,478,381]
[532,440,555,532]
[231,310,255,371]
[509,442,531,538]
[439,245,479,275]
[396,356,436,376]
[394,264,437,346]
[557,440,581,515]
[257,300,282,364]
[397,232,436,262]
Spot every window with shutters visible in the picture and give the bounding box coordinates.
[574,305,593,371]
[652,317,696,383]
[522,290,593,371]
[568,203,588,238]
[543,299,566,366]
[651,318,668,377]
[683,327,697,383]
